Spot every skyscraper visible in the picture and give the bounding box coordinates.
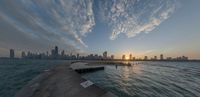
[144,56,148,60]
[46,51,49,56]
[133,57,136,60]
[51,46,59,59]
[51,49,55,56]
[10,49,14,58]
[61,50,65,56]
[77,53,80,59]
[103,51,107,59]
[154,56,157,60]
[160,54,164,60]
[129,54,132,60]
[122,55,125,60]
[111,55,114,59]
[55,46,58,56]
[21,51,26,58]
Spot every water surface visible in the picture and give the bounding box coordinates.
[1,60,200,97]
[83,61,200,97]
[0,59,66,97]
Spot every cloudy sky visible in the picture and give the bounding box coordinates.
[0,0,200,59]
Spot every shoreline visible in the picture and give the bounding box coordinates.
[1,58,200,62]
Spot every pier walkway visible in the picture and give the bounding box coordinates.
[70,62,104,73]
[14,62,117,97]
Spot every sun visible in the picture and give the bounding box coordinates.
[125,56,129,60]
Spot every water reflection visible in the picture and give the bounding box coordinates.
[121,66,130,81]
[131,64,142,75]
[83,62,200,97]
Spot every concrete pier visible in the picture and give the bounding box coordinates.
[14,62,117,97]
[70,62,104,73]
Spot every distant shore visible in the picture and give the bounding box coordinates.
[1,58,200,62]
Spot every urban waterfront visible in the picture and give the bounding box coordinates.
[4,46,190,61]
[1,0,200,97]
[0,59,200,97]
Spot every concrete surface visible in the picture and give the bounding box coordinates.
[14,62,117,97]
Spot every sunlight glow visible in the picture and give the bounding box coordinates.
[125,56,129,60]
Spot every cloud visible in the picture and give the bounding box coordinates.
[0,0,178,57]
[0,0,95,56]
[98,0,178,40]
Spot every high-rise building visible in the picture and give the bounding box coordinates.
[10,49,15,58]
[160,54,164,60]
[51,49,55,56]
[144,56,148,60]
[55,46,58,56]
[77,53,80,59]
[27,51,31,58]
[46,51,49,56]
[129,54,132,60]
[111,55,114,59]
[61,50,65,56]
[103,51,107,59]
[154,56,157,60]
[133,57,136,60]
[182,56,188,60]
[122,55,125,60]
[51,46,59,59]
[21,51,26,58]
[166,57,172,60]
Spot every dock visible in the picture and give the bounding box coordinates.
[70,62,104,73]
[14,62,117,97]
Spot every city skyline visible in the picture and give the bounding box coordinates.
[0,46,195,60]
[3,46,190,61]
[0,0,200,59]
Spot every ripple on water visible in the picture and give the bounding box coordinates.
[83,62,200,97]
[0,59,66,97]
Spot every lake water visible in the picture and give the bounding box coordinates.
[0,59,66,97]
[0,60,200,97]
[83,61,200,97]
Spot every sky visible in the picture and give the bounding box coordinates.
[0,0,200,59]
